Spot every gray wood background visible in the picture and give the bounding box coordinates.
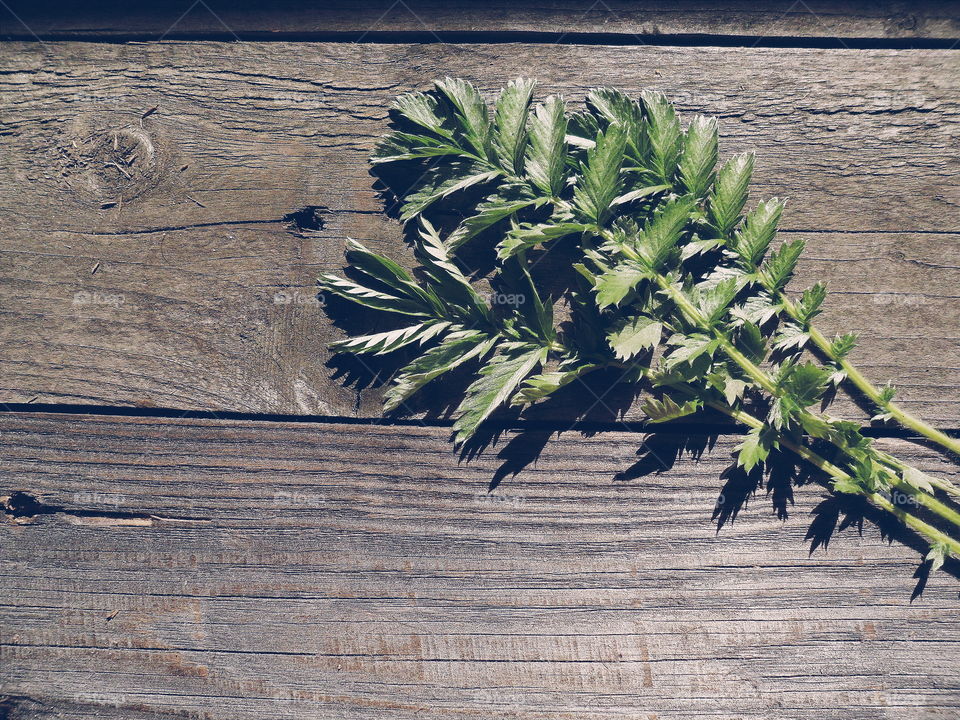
[1,2,959,718]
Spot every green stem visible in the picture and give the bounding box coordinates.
[779,294,960,457]
[652,277,960,537]
[666,382,960,557]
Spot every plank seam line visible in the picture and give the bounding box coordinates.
[1,32,959,49]
[2,403,956,438]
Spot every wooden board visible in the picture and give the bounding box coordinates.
[1,41,958,423]
[2,411,960,719]
[3,1,960,41]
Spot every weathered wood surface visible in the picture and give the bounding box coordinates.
[1,41,958,423]
[2,412,959,719]
[3,1,959,41]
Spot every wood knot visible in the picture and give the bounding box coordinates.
[59,124,165,208]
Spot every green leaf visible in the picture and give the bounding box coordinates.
[759,237,804,293]
[830,332,858,359]
[434,77,493,159]
[778,361,830,408]
[611,183,671,207]
[607,316,662,361]
[498,222,589,260]
[391,91,455,140]
[574,122,628,224]
[708,153,754,236]
[796,282,827,324]
[734,198,786,269]
[663,333,719,371]
[586,87,649,162]
[373,131,464,164]
[641,90,682,184]
[736,321,767,363]
[400,161,501,223]
[342,238,440,312]
[512,362,599,405]
[317,273,429,317]
[635,195,696,271]
[737,427,770,472]
[384,332,497,412]
[447,186,545,250]
[642,394,701,423]
[594,261,651,309]
[696,276,739,325]
[679,115,718,199]
[772,322,810,352]
[902,467,936,494]
[526,95,568,197]
[493,77,536,174]
[723,377,749,406]
[926,542,949,573]
[415,219,491,323]
[453,344,549,444]
[330,321,450,355]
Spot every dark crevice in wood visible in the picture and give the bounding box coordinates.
[1,32,959,48]
[1,490,211,524]
[1,403,957,437]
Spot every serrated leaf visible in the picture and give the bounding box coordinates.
[400,161,501,223]
[434,77,493,159]
[391,91,455,140]
[759,237,804,293]
[330,321,450,356]
[574,122,628,224]
[696,276,739,325]
[730,293,781,327]
[497,222,589,260]
[373,131,464,164]
[830,332,858,359]
[737,427,770,472]
[708,152,754,236]
[384,332,498,412]
[611,183,671,207]
[902,467,936,494]
[635,195,696,271]
[526,95,568,197]
[641,90,682,184]
[779,361,830,408]
[642,394,701,423]
[493,77,536,174]
[734,198,786,269]
[318,273,430,317]
[723,378,749,406]
[447,187,544,250]
[926,542,948,573]
[594,261,651,309]
[664,333,719,370]
[453,345,549,443]
[607,315,662,361]
[343,238,441,312]
[512,362,598,405]
[735,321,767,363]
[796,282,827,324]
[679,115,718,199]
[587,87,649,163]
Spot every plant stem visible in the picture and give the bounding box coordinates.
[665,382,960,557]
[650,276,960,537]
[778,294,960,457]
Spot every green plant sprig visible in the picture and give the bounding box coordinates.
[319,78,960,574]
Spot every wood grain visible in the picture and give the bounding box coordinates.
[2,1,959,41]
[0,41,957,422]
[2,411,960,719]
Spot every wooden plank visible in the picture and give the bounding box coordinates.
[3,1,959,41]
[2,412,959,718]
[1,42,958,423]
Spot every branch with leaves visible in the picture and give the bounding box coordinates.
[319,78,960,574]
